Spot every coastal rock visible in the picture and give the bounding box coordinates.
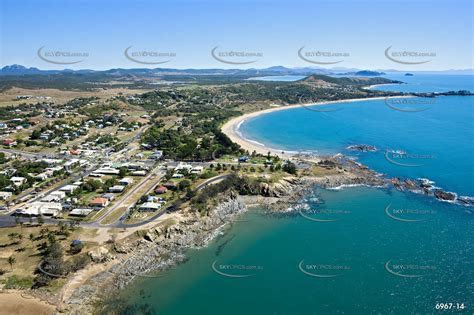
[89,247,115,263]
[458,196,474,206]
[346,144,377,152]
[114,243,132,254]
[434,190,456,201]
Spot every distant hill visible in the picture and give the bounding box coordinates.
[0,64,330,77]
[300,74,400,86]
[338,70,386,76]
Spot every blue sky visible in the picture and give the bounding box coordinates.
[1,0,472,70]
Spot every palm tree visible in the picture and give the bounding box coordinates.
[7,256,15,271]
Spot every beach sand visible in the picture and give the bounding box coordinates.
[0,291,55,315]
[221,96,409,159]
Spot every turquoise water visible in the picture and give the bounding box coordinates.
[371,73,474,93]
[239,96,474,196]
[119,188,474,314]
[116,75,474,314]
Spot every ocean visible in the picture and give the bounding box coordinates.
[115,74,474,315]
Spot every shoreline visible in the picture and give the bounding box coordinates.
[221,96,410,159]
[0,290,56,315]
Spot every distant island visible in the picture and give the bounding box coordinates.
[338,70,386,76]
[405,73,414,76]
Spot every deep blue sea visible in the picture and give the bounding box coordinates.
[116,74,474,315]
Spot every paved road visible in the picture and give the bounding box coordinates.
[0,170,231,229]
[195,173,231,191]
[83,167,164,227]
[0,148,59,159]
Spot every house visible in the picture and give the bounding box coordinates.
[172,173,184,179]
[191,166,204,174]
[108,185,125,193]
[35,172,50,181]
[238,155,249,162]
[10,176,26,186]
[94,167,120,175]
[139,202,161,212]
[102,193,116,201]
[155,185,168,194]
[131,170,147,176]
[3,139,17,147]
[119,178,133,186]
[42,190,66,202]
[69,208,94,217]
[90,197,109,208]
[28,118,41,125]
[41,195,60,202]
[59,184,79,194]
[163,182,177,190]
[175,162,193,172]
[149,151,163,160]
[0,191,12,200]
[18,202,62,217]
[51,191,67,199]
[147,196,160,203]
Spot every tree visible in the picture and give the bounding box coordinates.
[282,161,297,175]
[178,179,191,191]
[7,256,15,270]
[37,215,44,226]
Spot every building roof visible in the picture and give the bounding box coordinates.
[90,197,108,205]
[139,202,161,210]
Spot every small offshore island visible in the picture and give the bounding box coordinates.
[0,70,472,314]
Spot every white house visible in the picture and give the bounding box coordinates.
[41,190,66,202]
[0,191,12,200]
[175,162,193,172]
[10,176,26,186]
[139,202,161,211]
[18,202,62,217]
[59,184,79,194]
[94,167,120,175]
[109,185,125,193]
[191,166,204,174]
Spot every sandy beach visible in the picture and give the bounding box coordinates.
[221,96,409,159]
[0,291,55,315]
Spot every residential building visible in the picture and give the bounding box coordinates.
[139,202,161,211]
[90,197,109,208]
[155,185,168,194]
[108,185,125,193]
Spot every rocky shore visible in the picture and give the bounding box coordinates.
[63,198,249,314]
[61,153,472,314]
